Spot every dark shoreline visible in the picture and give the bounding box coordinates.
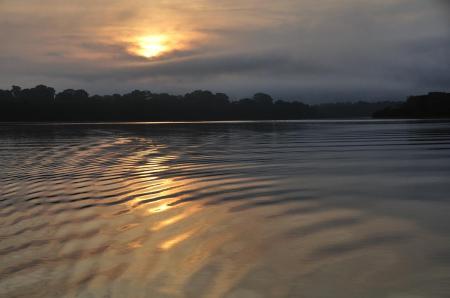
[2,85,449,121]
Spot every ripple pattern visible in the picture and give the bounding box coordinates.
[1,120,450,298]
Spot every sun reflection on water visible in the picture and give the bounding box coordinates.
[148,203,171,214]
[151,206,200,231]
[159,229,198,251]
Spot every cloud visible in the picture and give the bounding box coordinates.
[0,0,449,101]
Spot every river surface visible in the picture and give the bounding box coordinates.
[1,120,450,298]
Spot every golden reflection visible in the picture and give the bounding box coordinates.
[148,203,171,214]
[151,206,200,231]
[159,229,197,251]
[128,240,143,249]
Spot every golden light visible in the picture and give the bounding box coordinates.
[159,229,197,251]
[150,206,200,231]
[132,35,169,58]
[120,30,205,60]
[148,203,171,214]
[142,36,168,58]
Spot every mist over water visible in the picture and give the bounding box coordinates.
[1,120,450,298]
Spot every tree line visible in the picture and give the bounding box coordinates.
[373,92,450,118]
[0,84,400,121]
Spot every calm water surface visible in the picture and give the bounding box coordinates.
[1,120,450,298]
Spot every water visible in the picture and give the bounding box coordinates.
[1,120,450,298]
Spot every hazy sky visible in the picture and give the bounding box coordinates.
[0,0,449,101]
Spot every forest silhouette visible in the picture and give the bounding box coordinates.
[373,92,450,119]
[0,85,448,121]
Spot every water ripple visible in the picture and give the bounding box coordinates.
[1,120,450,297]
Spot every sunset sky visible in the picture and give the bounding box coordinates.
[0,0,449,101]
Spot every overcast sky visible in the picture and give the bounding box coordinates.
[0,0,449,101]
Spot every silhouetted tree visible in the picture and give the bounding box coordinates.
[185,90,229,106]
[20,85,55,104]
[55,89,89,101]
[253,93,273,105]
[373,92,450,118]
[11,85,21,98]
[0,83,418,121]
[0,89,13,102]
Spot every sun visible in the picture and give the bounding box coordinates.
[125,31,199,60]
[132,35,170,59]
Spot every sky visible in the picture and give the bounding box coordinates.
[0,0,449,102]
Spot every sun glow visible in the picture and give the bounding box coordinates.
[133,35,169,58]
[123,30,204,60]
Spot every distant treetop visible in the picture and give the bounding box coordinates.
[0,84,422,121]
